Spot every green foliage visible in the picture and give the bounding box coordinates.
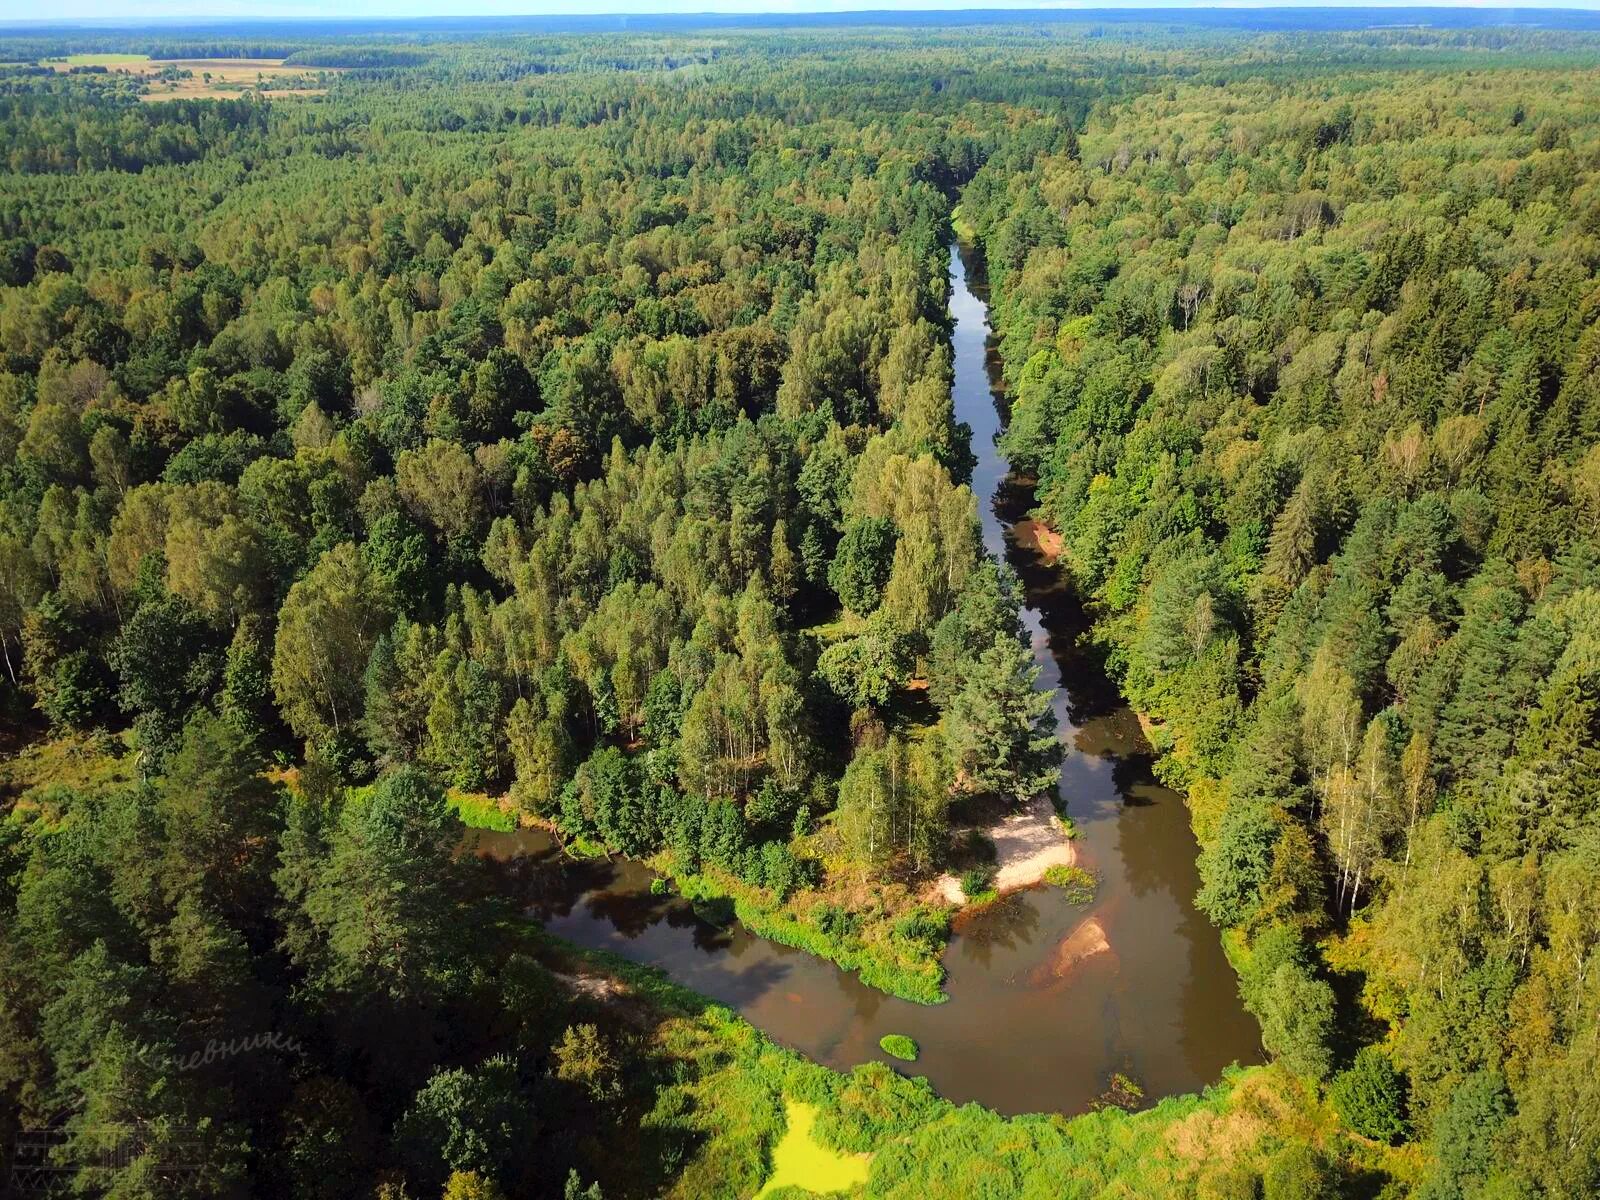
[396,1055,535,1193]
[1196,801,1279,928]
[958,865,996,901]
[1042,863,1097,904]
[560,745,656,855]
[1236,929,1339,1088]
[553,1022,622,1101]
[2,18,1599,1199]
[967,42,1600,1189]
[448,790,516,832]
[109,588,223,762]
[1261,1145,1334,1200]
[674,869,947,1005]
[1418,1071,1511,1200]
[272,541,392,760]
[878,1034,919,1062]
[444,1172,509,1200]
[817,622,913,709]
[946,634,1060,802]
[289,766,472,1001]
[156,709,282,925]
[829,516,898,615]
[1328,1047,1408,1143]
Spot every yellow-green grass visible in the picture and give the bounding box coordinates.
[42,53,335,102]
[801,611,868,645]
[950,204,978,244]
[0,732,135,817]
[447,789,518,832]
[755,1101,871,1199]
[139,60,336,102]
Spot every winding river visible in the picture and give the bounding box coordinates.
[471,243,1262,1116]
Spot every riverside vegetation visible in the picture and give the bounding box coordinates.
[0,14,1597,1199]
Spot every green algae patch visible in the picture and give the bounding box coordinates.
[755,1100,871,1198]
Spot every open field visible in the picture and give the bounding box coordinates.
[46,53,334,100]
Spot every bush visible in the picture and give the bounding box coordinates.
[1329,1046,1408,1143]
[1198,1165,1260,1200]
[879,1034,919,1062]
[813,903,858,940]
[1419,1070,1510,1199]
[1042,863,1097,903]
[1239,928,1332,1073]
[965,829,998,863]
[959,864,996,900]
[755,840,816,901]
[822,1062,942,1150]
[396,1055,534,1192]
[892,907,949,951]
[828,516,897,614]
[1262,1145,1334,1200]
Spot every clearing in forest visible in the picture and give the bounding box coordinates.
[46,53,334,100]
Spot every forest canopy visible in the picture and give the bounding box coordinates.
[1,16,1598,1200]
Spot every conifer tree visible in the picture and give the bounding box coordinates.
[946,634,1060,803]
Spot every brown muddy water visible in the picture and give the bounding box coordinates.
[469,243,1262,1117]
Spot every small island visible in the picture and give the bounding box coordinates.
[879,1034,920,1063]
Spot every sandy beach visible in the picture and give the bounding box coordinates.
[932,794,1078,905]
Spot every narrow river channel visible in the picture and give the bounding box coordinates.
[470,242,1262,1116]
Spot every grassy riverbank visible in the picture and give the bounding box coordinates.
[446,788,518,831]
[664,859,951,1005]
[526,922,1417,1199]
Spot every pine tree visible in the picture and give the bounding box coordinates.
[1264,480,1321,587]
[946,634,1060,803]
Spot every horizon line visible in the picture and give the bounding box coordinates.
[10,2,1600,26]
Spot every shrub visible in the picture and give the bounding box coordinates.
[1253,960,1335,1082]
[1042,863,1097,903]
[396,1055,533,1192]
[822,1062,942,1150]
[828,516,897,614]
[553,1023,622,1101]
[965,829,998,863]
[959,864,996,900]
[879,1034,919,1062]
[892,907,949,951]
[756,840,813,901]
[1198,1165,1260,1200]
[813,902,858,940]
[1329,1046,1408,1143]
[1262,1144,1334,1200]
[1420,1070,1510,1198]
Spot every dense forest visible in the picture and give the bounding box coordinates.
[0,16,1597,1200]
[964,58,1600,1200]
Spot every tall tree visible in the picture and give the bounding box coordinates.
[946,634,1060,803]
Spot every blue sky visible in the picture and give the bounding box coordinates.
[8,0,1600,22]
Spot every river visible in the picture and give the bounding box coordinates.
[470,242,1262,1116]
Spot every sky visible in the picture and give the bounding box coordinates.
[7,0,1600,23]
